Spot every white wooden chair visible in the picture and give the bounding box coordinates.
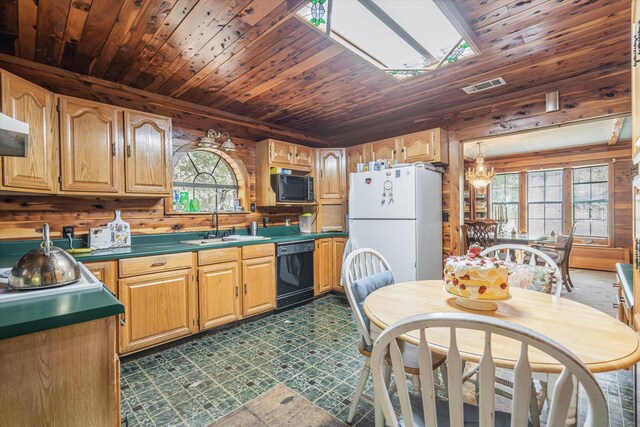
[478,244,564,425]
[480,244,563,297]
[371,313,608,427]
[342,248,446,425]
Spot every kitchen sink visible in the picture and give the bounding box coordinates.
[179,236,271,246]
[179,238,226,246]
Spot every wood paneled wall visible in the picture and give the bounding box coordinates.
[0,133,303,241]
[442,134,464,257]
[484,141,633,252]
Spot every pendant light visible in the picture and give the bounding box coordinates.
[465,142,495,189]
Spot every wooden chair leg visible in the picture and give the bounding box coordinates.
[529,381,541,427]
[411,374,421,394]
[347,359,370,424]
[566,267,575,288]
[561,265,572,292]
[374,364,391,427]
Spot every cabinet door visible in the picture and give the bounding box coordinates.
[0,72,56,193]
[400,130,433,163]
[346,146,362,175]
[124,111,171,194]
[318,149,345,200]
[118,269,196,354]
[315,238,334,294]
[270,140,293,165]
[371,138,397,162]
[294,145,313,169]
[59,97,122,193]
[332,237,347,291]
[199,261,241,330]
[85,260,117,296]
[242,256,276,317]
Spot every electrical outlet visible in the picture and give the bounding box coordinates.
[285,218,291,226]
[63,226,75,238]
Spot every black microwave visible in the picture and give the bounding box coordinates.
[271,174,314,202]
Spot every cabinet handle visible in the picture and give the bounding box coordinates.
[119,312,126,326]
[235,286,239,298]
[112,143,116,157]
[127,144,132,158]
[288,152,292,159]
[150,261,166,267]
[244,283,247,294]
[612,282,619,288]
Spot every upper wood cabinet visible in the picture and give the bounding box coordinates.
[0,71,57,193]
[346,146,363,175]
[241,256,276,317]
[0,69,173,196]
[270,139,293,165]
[124,111,172,195]
[317,148,346,200]
[397,129,448,164]
[371,138,398,162]
[59,96,122,194]
[264,139,313,171]
[294,145,313,169]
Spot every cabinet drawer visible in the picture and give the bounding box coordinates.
[119,252,193,278]
[242,244,275,259]
[198,247,240,266]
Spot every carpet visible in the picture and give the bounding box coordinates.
[209,383,347,426]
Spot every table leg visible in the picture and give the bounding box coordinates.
[545,373,578,427]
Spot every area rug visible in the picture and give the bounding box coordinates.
[209,383,346,426]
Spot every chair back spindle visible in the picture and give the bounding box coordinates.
[343,248,395,347]
[480,244,563,297]
[370,313,608,427]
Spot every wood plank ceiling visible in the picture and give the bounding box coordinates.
[0,0,631,145]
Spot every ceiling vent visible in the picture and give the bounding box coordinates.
[462,77,506,94]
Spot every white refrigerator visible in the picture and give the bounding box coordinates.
[348,164,442,283]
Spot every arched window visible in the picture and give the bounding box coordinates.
[172,150,239,212]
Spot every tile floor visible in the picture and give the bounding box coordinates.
[120,269,635,427]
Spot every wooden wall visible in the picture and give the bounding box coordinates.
[442,134,464,257]
[0,137,303,240]
[484,141,633,254]
[0,121,304,241]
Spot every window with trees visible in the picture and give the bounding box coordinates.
[172,150,239,212]
[527,170,563,236]
[572,165,608,237]
[490,173,519,233]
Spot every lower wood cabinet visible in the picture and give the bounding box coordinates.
[84,260,117,295]
[199,261,242,330]
[242,256,276,317]
[118,268,197,354]
[333,237,347,292]
[0,317,120,426]
[316,238,334,295]
[315,237,348,294]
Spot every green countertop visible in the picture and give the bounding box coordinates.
[616,263,634,310]
[0,227,348,265]
[0,227,346,340]
[0,287,123,340]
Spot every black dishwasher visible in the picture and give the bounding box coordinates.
[276,240,315,310]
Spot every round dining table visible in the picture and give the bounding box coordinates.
[363,281,640,374]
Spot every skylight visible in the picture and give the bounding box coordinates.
[297,0,476,80]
